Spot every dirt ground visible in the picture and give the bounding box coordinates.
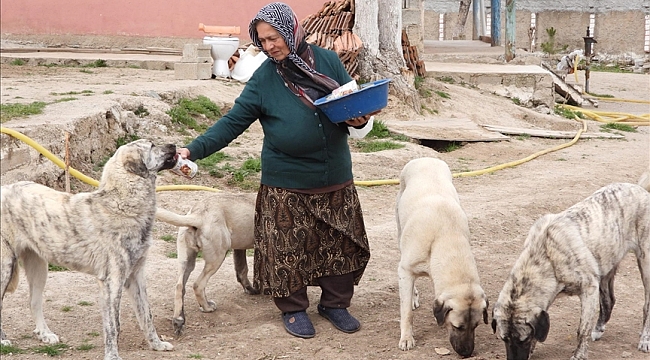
[0,60,649,360]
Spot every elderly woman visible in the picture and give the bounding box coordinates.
[177,2,371,339]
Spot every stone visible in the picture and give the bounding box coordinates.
[174,62,212,80]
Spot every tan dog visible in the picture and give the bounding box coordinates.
[0,139,176,360]
[491,182,650,360]
[639,168,650,191]
[155,192,258,335]
[396,157,488,357]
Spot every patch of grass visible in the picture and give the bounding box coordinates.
[589,63,632,73]
[167,95,221,132]
[31,343,69,356]
[48,264,68,271]
[601,122,636,132]
[516,134,531,140]
[440,142,462,153]
[61,306,73,312]
[103,90,114,94]
[83,59,108,68]
[0,101,47,122]
[134,104,150,118]
[246,249,255,256]
[10,59,26,66]
[414,76,425,89]
[195,152,232,176]
[50,90,94,96]
[93,156,111,172]
[167,252,178,259]
[355,140,405,153]
[160,234,176,242]
[87,332,100,337]
[54,97,77,103]
[77,301,94,306]
[511,97,521,105]
[116,134,141,148]
[79,69,93,74]
[434,90,450,99]
[435,76,455,84]
[189,354,204,359]
[76,343,95,351]
[554,106,584,120]
[586,91,614,98]
[1,343,25,355]
[228,158,262,190]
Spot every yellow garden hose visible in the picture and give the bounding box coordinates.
[0,127,220,193]
[557,104,650,126]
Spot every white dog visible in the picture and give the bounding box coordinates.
[155,192,258,335]
[396,157,488,357]
[1,139,176,360]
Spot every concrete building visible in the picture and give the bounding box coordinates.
[407,0,649,55]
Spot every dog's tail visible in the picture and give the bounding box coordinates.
[156,207,202,228]
[638,169,650,192]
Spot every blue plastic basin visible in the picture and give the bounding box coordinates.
[314,78,391,123]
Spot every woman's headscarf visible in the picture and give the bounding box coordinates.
[249,2,340,102]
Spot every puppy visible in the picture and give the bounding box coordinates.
[396,157,489,357]
[0,139,176,360]
[491,182,650,360]
[155,192,258,335]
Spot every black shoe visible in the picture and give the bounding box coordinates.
[317,304,360,333]
[282,311,315,339]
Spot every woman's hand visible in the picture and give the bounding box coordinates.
[344,110,381,127]
[177,147,191,160]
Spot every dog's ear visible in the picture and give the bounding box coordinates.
[483,298,490,324]
[531,310,550,342]
[433,299,451,325]
[124,156,149,178]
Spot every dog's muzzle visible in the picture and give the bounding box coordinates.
[161,144,178,171]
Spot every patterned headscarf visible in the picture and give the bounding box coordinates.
[249,2,340,102]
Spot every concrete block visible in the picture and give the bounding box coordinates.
[182,44,212,60]
[181,56,212,63]
[174,62,212,80]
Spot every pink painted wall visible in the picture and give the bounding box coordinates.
[0,0,325,41]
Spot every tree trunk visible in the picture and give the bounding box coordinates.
[353,0,421,113]
[453,0,472,40]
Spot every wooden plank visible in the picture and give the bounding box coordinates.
[384,119,510,142]
[481,124,624,139]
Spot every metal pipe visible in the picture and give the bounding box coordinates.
[491,0,501,46]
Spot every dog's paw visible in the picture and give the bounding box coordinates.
[172,317,185,336]
[398,336,416,351]
[199,300,217,313]
[151,340,174,351]
[591,327,604,341]
[638,334,650,352]
[34,329,59,344]
[244,285,260,295]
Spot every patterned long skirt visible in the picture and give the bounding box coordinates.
[253,184,371,298]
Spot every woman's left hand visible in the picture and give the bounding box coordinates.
[344,110,381,127]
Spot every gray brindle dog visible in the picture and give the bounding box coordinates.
[491,182,650,360]
[1,139,176,360]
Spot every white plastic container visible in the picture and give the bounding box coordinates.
[171,157,198,178]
